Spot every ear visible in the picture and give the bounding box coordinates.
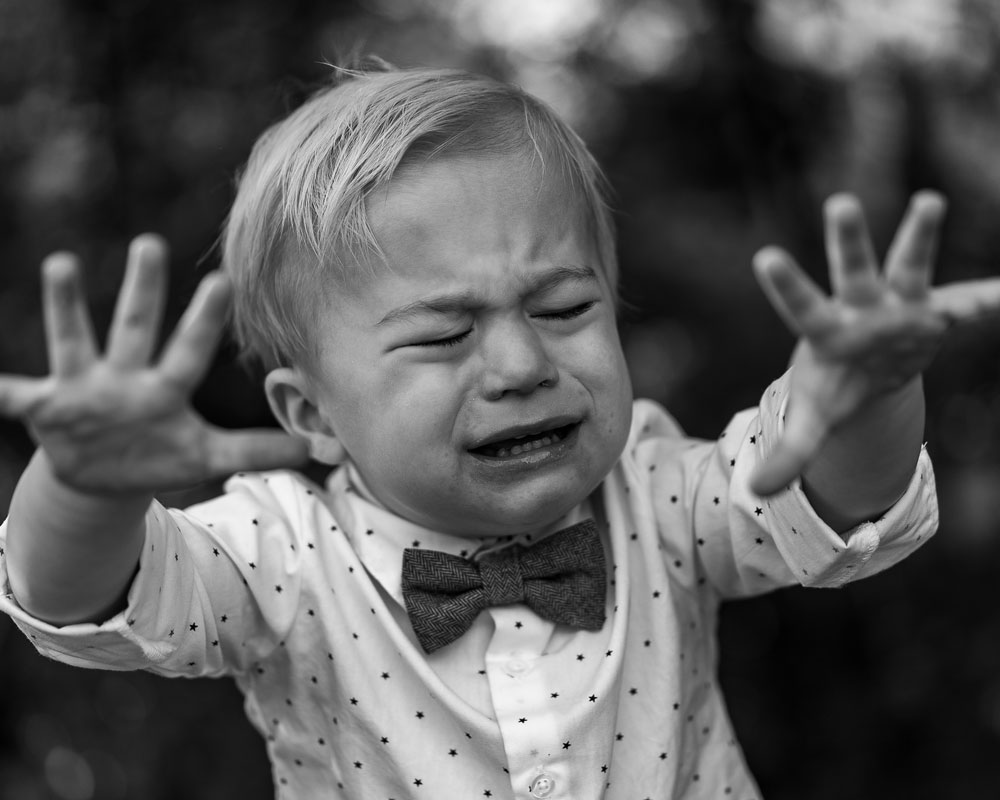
[264,368,348,465]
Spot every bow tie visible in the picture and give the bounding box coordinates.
[400,519,607,653]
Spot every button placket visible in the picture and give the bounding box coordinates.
[486,607,562,798]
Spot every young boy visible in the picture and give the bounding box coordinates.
[0,62,997,799]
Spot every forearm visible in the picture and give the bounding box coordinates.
[801,376,925,533]
[6,449,150,625]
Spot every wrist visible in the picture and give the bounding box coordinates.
[801,376,925,532]
[6,449,152,624]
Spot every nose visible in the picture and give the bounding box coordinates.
[480,318,559,400]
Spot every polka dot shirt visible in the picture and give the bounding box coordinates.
[0,373,938,799]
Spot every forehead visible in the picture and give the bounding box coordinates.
[302,153,608,365]
[363,153,598,281]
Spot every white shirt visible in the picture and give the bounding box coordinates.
[0,373,938,799]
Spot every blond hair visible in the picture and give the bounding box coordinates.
[221,61,617,370]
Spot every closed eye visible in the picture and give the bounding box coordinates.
[411,301,595,347]
[416,329,473,348]
[535,302,597,321]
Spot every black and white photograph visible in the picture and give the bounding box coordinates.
[1,1,999,798]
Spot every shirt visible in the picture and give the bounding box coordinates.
[0,373,938,799]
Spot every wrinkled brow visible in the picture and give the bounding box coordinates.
[375,265,598,327]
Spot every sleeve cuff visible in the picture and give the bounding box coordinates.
[738,371,939,588]
[0,507,185,670]
[766,446,937,588]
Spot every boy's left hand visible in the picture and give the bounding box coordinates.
[750,191,1000,496]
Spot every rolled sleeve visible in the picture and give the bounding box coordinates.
[762,446,936,588]
[0,506,188,671]
[635,370,939,599]
[730,370,938,590]
[0,472,308,678]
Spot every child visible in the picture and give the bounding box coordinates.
[0,62,997,799]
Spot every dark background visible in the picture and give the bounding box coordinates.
[2,0,1000,797]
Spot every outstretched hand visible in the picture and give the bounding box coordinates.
[0,235,309,494]
[750,191,1000,496]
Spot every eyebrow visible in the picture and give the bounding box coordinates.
[375,265,599,327]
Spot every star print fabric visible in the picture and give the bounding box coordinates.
[0,370,938,799]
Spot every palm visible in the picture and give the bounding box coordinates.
[751,191,1000,495]
[29,367,222,492]
[790,295,945,418]
[0,236,307,494]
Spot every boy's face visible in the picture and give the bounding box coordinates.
[296,152,632,537]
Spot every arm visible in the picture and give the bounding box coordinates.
[1,237,308,625]
[800,376,923,531]
[6,451,150,625]
[750,192,1000,531]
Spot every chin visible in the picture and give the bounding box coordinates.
[486,483,597,535]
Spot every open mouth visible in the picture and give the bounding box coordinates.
[470,422,579,458]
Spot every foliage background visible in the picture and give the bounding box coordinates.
[2,0,1000,797]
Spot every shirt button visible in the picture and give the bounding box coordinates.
[506,658,530,677]
[529,773,555,798]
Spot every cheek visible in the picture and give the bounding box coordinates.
[369,363,468,449]
[573,331,633,442]
[567,325,630,393]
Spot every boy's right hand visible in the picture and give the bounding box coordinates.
[0,235,309,495]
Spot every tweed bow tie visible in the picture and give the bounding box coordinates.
[400,519,607,653]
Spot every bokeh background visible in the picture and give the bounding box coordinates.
[2,0,1000,797]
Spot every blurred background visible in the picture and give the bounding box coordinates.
[1,0,1000,797]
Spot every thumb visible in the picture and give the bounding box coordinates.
[749,401,828,496]
[0,375,49,419]
[204,429,311,478]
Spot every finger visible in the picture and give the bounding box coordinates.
[824,194,881,306]
[157,272,233,393]
[106,234,169,368]
[930,278,1000,324]
[42,252,99,377]
[753,247,837,337]
[749,402,829,496]
[204,429,310,477]
[0,375,49,418]
[883,191,946,300]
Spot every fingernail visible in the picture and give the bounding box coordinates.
[42,252,79,280]
[131,233,168,260]
[911,191,946,217]
[752,247,785,272]
[824,193,861,218]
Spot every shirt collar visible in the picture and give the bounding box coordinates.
[327,462,591,607]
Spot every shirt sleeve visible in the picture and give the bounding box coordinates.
[632,370,938,599]
[0,471,316,678]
